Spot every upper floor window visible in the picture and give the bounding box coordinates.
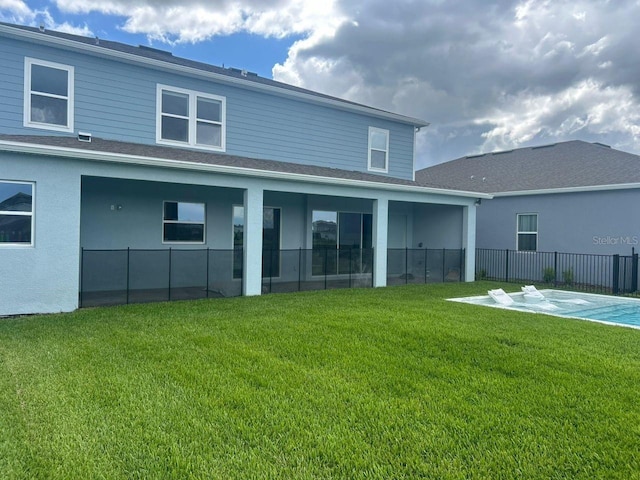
[163,201,206,244]
[0,180,34,246]
[157,85,226,151]
[368,127,389,173]
[517,213,538,251]
[24,58,74,132]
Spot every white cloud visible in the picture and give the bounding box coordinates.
[0,0,34,22]
[53,0,346,43]
[0,0,92,35]
[476,80,640,153]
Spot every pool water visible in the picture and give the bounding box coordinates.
[449,289,640,329]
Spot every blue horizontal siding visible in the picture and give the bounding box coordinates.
[0,35,416,180]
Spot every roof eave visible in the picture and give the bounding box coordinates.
[493,183,640,196]
[0,24,429,128]
[0,139,490,199]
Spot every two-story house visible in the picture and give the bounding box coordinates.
[0,22,488,316]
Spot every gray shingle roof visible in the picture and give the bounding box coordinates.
[415,141,640,194]
[0,22,427,127]
[0,134,423,187]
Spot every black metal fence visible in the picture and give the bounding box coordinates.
[80,249,242,307]
[80,247,376,307]
[261,248,374,294]
[476,248,639,295]
[387,248,465,285]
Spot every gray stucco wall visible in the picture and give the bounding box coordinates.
[1,152,81,316]
[412,203,464,249]
[477,189,640,255]
[81,176,244,249]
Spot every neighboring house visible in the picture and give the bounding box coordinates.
[416,140,640,256]
[0,22,487,316]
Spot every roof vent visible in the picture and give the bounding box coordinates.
[492,150,513,155]
[228,67,258,77]
[593,142,611,148]
[39,24,45,33]
[95,36,100,45]
[78,132,92,143]
[531,143,557,150]
[138,45,173,56]
[466,154,485,159]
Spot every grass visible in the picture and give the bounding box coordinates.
[0,282,639,479]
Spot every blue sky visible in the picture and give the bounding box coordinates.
[3,0,300,77]
[2,0,640,167]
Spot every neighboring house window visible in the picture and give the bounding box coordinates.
[0,181,34,246]
[157,85,226,151]
[517,213,538,251]
[368,127,389,173]
[232,206,281,279]
[163,201,205,243]
[312,210,372,275]
[24,58,74,132]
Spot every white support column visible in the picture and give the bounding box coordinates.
[462,204,477,282]
[372,197,389,287]
[243,186,264,296]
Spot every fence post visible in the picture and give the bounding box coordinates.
[632,251,639,293]
[553,251,558,287]
[79,247,84,308]
[126,247,130,305]
[505,249,509,283]
[324,248,328,290]
[268,248,273,294]
[168,248,172,301]
[405,247,409,284]
[424,248,428,284]
[206,248,210,299]
[612,254,620,295]
[298,248,302,292]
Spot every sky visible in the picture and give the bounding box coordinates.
[2,0,639,168]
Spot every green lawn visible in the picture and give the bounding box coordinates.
[1,282,639,479]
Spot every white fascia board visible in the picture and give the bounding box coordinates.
[494,183,640,197]
[0,25,429,128]
[0,140,491,200]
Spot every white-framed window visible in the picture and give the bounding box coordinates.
[24,57,74,132]
[156,85,226,151]
[517,213,538,251]
[0,180,35,247]
[368,127,389,173]
[162,201,206,244]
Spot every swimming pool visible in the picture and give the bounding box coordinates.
[449,289,640,329]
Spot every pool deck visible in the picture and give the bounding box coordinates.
[448,289,640,330]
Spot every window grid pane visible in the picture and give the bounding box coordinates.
[370,150,387,169]
[518,214,537,232]
[161,116,189,142]
[197,97,221,122]
[162,91,189,116]
[518,233,537,251]
[196,122,221,146]
[0,215,32,244]
[31,64,68,96]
